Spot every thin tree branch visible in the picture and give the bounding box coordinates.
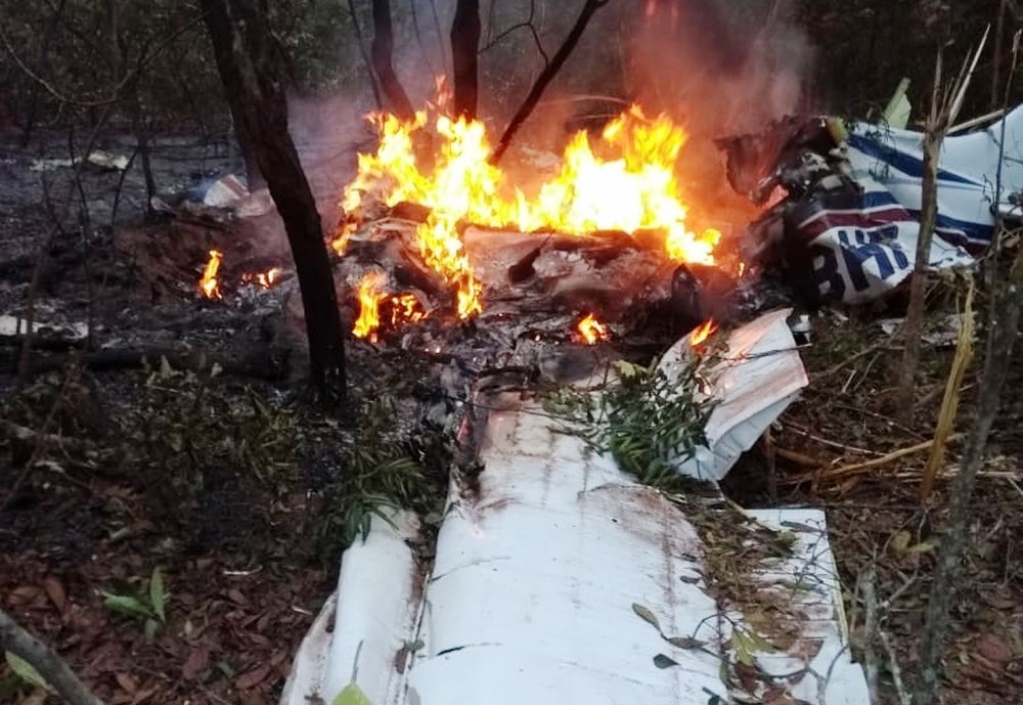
[0,16,202,108]
[478,0,549,68]
[490,0,612,165]
[0,607,106,705]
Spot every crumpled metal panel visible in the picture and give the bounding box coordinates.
[664,308,808,481]
[406,407,724,705]
[280,315,864,705]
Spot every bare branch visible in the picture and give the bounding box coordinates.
[490,0,612,165]
[346,0,384,112]
[478,0,550,68]
[0,15,202,108]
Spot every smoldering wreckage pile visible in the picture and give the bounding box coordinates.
[9,89,1023,704]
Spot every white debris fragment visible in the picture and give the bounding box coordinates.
[662,308,809,482]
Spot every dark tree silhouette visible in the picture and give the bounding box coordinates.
[450,0,481,118]
[371,0,415,120]
[201,0,345,405]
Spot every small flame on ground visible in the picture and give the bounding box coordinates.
[689,319,717,347]
[352,272,428,341]
[577,313,610,345]
[389,293,427,327]
[353,272,386,342]
[332,221,356,256]
[199,249,223,300]
[242,267,281,289]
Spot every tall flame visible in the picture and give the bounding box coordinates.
[353,271,386,342]
[199,249,223,300]
[341,100,721,321]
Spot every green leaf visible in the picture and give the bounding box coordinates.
[5,652,51,692]
[731,630,754,666]
[666,636,705,650]
[653,653,679,669]
[632,603,660,631]
[149,568,166,623]
[102,593,154,620]
[330,683,375,705]
[144,618,160,640]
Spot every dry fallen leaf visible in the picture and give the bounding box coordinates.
[182,645,210,680]
[115,672,138,694]
[976,634,1013,665]
[42,577,67,614]
[235,665,271,690]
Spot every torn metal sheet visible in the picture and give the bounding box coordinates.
[847,105,1023,246]
[281,347,858,705]
[661,308,808,482]
[279,511,422,705]
[722,115,995,305]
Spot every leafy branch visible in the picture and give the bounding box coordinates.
[544,351,718,491]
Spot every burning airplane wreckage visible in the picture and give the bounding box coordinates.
[181,95,1023,705]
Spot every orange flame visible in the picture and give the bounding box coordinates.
[199,249,223,300]
[689,319,717,347]
[341,98,720,320]
[352,272,428,341]
[353,272,386,342]
[389,293,427,327]
[332,220,356,256]
[577,313,610,345]
[242,267,281,289]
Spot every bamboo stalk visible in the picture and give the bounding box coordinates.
[921,277,975,499]
[781,436,962,485]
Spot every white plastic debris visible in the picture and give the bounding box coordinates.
[661,308,809,482]
[0,314,88,341]
[29,150,129,173]
[202,174,249,208]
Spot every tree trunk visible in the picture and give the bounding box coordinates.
[370,0,415,120]
[450,0,480,119]
[491,0,610,165]
[895,122,941,422]
[130,90,157,221]
[201,0,346,406]
[913,242,1023,705]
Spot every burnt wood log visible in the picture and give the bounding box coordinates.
[201,0,346,405]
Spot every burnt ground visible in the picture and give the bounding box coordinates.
[1,127,1022,705]
[0,127,420,705]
